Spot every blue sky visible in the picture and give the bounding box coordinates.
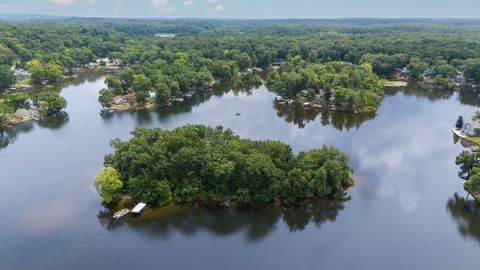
[1,0,480,18]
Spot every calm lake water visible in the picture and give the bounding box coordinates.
[1,70,480,270]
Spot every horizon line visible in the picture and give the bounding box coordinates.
[2,12,480,21]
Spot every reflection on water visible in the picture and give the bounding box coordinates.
[0,112,70,150]
[458,88,480,107]
[275,102,376,130]
[5,70,480,270]
[385,84,455,101]
[447,193,480,243]
[0,121,35,150]
[97,194,350,241]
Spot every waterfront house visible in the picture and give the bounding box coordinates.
[299,90,309,97]
[400,67,410,74]
[464,122,480,136]
[456,72,465,84]
[112,96,128,105]
[273,58,284,66]
[13,108,38,120]
[14,69,31,81]
[149,91,157,100]
[425,67,436,77]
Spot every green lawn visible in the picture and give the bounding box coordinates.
[385,80,408,87]
[14,76,31,87]
[466,136,480,145]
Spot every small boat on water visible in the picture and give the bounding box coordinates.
[113,208,130,220]
[235,112,241,116]
[452,128,467,138]
[131,203,147,216]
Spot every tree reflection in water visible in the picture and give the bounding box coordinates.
[447,193,480,243]
[274,102,376,130]
[0,112,69,150]
[97,193,350,242]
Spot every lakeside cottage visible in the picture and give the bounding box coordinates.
[14,69,31,81]
[112,93,135,105]
[272,58,284,66]
[112,96,128,105]
[14,108,38,120]
[456,72,465,84]
[464,122,480,136]
[425,67,436,77]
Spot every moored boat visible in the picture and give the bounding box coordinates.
[113,208,130,220]
[131,203,147,216]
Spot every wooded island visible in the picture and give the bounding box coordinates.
[95,125,353,206]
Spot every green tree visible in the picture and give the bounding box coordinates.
[0,101,13,124]
[128,178,172,206]
[0,65,15,90]
[105,76,123,95]
[455,151,480,179]
[94,167,124,204]
[32,92,67,116]
[98,88,114,108]
[408,58,429,80]
[132,74,152,103]
[44,62,65,83]
[4,92,30,110]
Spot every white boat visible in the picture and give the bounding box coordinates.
[113,208,130,220]
[131,203,147,215]
[452,128,467,138]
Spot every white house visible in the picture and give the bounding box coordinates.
[14,108,38,120]
[464,122,480,136]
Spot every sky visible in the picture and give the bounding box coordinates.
[1,0,480,19]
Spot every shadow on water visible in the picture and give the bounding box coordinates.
[0,112,70,150]
[97,194,350,242]
[274,102,376,130]
[447,193,480,244]
[385,84,455,101]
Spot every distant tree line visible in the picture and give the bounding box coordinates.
[3,19,480,92]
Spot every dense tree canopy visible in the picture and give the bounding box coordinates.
[0,65,15,90]
[3,18,480,91]
[456,151,480,199]
[100,125,353,205]
[266,61,384,112]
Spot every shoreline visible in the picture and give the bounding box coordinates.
[451,128,480,147]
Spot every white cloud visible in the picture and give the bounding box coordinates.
[150,0,176,13]
[49,0,76,4]
[87,0,96,5]
[207,0,228,12]
[184,0,195,6]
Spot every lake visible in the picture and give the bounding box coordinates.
[1,70,480,270]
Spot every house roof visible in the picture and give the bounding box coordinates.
[467,121,480,129]
[131,203,146,213]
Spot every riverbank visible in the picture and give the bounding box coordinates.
[465,187,480,203]
[275,97,379,113]
[109,101,164,111]
[385,80,409,87]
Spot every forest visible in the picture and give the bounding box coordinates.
[95,125,353,206]
[267,61,384,112]
[455,150,480,201]
[2,18,480,98]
